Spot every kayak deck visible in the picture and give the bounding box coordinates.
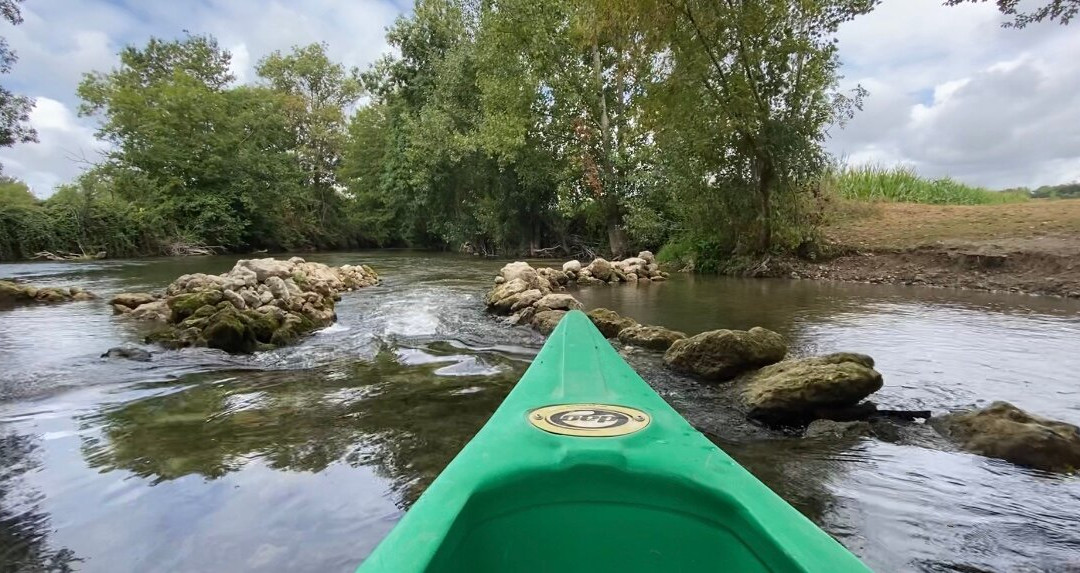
[359,310,870,572]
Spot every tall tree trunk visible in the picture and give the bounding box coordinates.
[592,40,625,258]
[758,160,774,253]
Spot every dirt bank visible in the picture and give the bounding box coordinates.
[788,200,1080,298]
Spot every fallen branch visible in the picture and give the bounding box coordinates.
[32,250,106,261]
[164,242,225,257]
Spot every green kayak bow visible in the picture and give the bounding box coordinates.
[358,310,871,572]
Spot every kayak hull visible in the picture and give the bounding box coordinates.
[359,310,871,572]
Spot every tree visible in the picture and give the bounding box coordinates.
[0,174,33,206]
[0,0,37,157]
[625,0,875,254]
[256,43,362,228]
[469,0,655,256]
[77,35,319,250]
[944,0,1078,27]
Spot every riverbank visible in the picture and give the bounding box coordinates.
[786,199,1080,298]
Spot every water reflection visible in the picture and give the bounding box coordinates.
[3,252,1080,572]
[0,432,79,572]
[81,345,522,505]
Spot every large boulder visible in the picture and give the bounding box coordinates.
[509,289,543,312]
[167,290,224,322]
[586,308,639,338]
[485,278,529,313]
[618,325,686,351]
[534,293,583,313]
[587,258,614,281]
[931,402,1080,472]
[531,310,567,335]
[201,307,258,353]
[499,262,541,290]
[234,258,294,282]
[129,300,170,322]
[111,292,157,310]
[638,251,656,264]
[663,327,786,381]
[743,353,883,422]
[562,260,582,273]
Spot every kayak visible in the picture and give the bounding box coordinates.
[358,309,871,572]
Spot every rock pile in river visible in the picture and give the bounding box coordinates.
[483,265,890,427]
[485,262,579,334]
[561,251,669,286]
[486,262,679,337]
[931,401,1080,473]
[0,280,96,305]
[112,257,378,353]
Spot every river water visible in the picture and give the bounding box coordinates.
[1,252,1079,572]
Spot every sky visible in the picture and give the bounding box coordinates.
[0,0,1077,197]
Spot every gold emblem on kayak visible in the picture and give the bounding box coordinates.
[528,404,650,437]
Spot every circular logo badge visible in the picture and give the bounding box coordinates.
[528,404,650,437]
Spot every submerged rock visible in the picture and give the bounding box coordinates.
[743,353,883,423]
[804,419,873,439]
[663,327,786,381]
[531,310,567,335]
[931,401,1080,473]
[0,280,96,305]
[110,292,157,310]
[586,308,638,338]
[101,346,152,362]
[617,325,686,351]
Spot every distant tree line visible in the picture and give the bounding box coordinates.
[3,0,875,268]
[1028,183,1080,199]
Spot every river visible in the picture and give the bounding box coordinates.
[1,251,1079,572]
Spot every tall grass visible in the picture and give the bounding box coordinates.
[828,165,1029,205]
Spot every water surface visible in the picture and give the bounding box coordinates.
[2,252,1079,572]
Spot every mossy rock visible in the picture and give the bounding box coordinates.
[0,280,32,303]
[269,313,315,346]
[244,309,281,343]
[191,304,217,320]
[179,316,209,331]
[35,288,69,302]
[168,291,224,322]
[586,308,639,338]
[202,307,257,353]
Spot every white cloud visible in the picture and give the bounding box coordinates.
[830,0,1080,188]
[0,97,104,196]
[0,0,403,196]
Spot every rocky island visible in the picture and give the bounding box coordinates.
[112,257,378,353]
